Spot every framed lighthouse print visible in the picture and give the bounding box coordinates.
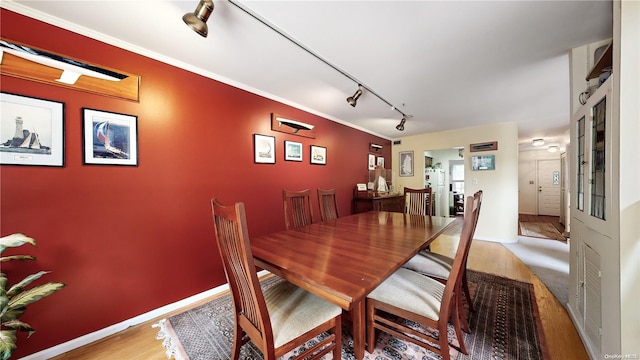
[82,107,138,166]
[0,92,65,166]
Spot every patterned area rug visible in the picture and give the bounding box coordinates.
[519,222,566,241]
[155,271,547,360]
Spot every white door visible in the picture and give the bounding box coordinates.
[538,159,561,216]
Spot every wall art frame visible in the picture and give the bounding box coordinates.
[377,156,385,168]
[471,154,496,171]
[310,145,326,165]
[368,154,376,170]
[399,150,414,177]
[284,140,303,161]
[82,107,138,166]
[1,92,65,166]
[254,134,276,164]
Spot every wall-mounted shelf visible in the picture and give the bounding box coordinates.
[586,43,612,81]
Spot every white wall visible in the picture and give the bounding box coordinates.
[518,149,562,215]
[393,122,519,243]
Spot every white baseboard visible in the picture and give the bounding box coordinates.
[566,304,597,360]
[19,270,269,360]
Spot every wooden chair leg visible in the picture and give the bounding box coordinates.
[450,298,469,355]
[231,324,243,360]
[463,271,475,313]
[366,299,376,353]
[333,318,342,359]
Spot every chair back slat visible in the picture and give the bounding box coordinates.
[211,199,273,348]
[283,189,314,229]
[404,187,432,215]
[318,188,339,222]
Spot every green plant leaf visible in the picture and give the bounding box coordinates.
[1,319,34,333]
[6,271,50,297]
[1,307,26,323]
[7,282,65,309]
[0,254,36,263]
[0,329,17,360]
[0,234,35,254]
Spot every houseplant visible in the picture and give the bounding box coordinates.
[0,233,65,360]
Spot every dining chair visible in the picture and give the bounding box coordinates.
[366,194,479,359]
[210,198,342,360]
[282,189,314,230]
[402,190,483,334]
[404,187,432,215]
[317,188,339,222]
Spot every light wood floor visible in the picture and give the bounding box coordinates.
[52,220,587,360]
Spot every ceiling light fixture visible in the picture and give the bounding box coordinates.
[183,0,214,37]
[547,145,559,153]
[532,138,545,147]
[346,85,363,107]
[396,116,407,131]
[228,0,411,127]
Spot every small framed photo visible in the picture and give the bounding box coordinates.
[368,154,376,170]
[284,140,303,161]
[254,134,275,164]
[377,156,385,168]
[82,108,138,166]
[1,92,65,166]
[471,155,496,171]
[310,145,326,165]
[399,150,414,177]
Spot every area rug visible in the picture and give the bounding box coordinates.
[519,222,565,241]
[504,235,570,307]
[155,271,547,360]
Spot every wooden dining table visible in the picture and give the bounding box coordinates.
[250,211,455,359]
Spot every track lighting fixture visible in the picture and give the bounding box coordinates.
[396,116,407,131]
[183,0,214,37]
[346,85,363,107]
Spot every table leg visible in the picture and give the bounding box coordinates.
[349,300,366,360]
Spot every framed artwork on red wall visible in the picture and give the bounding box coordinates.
[254,134,275,164]
[1,92,65,167]
[310,145,326,165]
[82,108,138,166]
[284,140,302,161]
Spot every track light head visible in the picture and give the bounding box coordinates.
[183,0,214,37]
[346,86,363,107]
[396,116,406,131]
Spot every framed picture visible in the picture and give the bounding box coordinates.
[471,155,496,171]
[310,145,326,165]
[399,150,414,177]
[1,92,65,166]
[82,108,138,166]
[284,140,303,161]
[368,154,376,170]
[254,134,275,164]
[377,156,385,168]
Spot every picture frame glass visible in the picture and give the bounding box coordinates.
[471,155,495,171]
[399,151,414,176]
[368,154,376,170]
[310,145,326,165]
[254,134,276,164]
[1,92,64,166]
[82,108,138,166]
[284,140,302,161]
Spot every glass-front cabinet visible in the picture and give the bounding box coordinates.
[571,76,612,235]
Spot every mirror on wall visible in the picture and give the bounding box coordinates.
[0,38,140,101]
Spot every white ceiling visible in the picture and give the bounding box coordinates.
[3,0,612,150]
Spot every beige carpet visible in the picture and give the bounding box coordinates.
[519,222,566,241]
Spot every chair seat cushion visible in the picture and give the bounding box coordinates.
[403,251,454,280]
[264,280,342,348]
[368,268,445,321]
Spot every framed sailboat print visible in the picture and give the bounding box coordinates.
[1,92,65,166]
[82,108,138,166]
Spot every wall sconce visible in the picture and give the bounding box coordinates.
[532,138,545,147]
[547,145,559,153]
[369,143,383,152]
[270,113,316,138]
[183,0,214,37]
[346,85,363,107]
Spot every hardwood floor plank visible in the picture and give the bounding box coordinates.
[53,218,587,360]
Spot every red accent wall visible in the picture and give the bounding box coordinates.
[0,10,391,357]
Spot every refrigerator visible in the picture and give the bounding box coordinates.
[424,168,447,217]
